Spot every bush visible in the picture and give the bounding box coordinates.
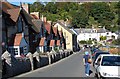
[112,38,120,45]
[79,40,87,44]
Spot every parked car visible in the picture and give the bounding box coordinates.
[91,48,101,59]
[93,51,110,67]
[94,54,120,78]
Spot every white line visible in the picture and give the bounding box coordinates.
[14,53,76,77]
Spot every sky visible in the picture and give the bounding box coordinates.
[6,0,120,5]
[7,0,52,5]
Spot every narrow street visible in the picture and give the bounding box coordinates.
[16,50,96,77]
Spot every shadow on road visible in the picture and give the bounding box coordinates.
[89,70,93,75]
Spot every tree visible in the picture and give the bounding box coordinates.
[100,36,107,41]
[112,38,120,45]
[71,10,89,28]
[79,40,87,45]
[45,2,57,14]
[90,2,115,29]
[30,2,44,13]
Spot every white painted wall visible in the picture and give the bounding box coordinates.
[77,32,118,42]
[8,46,20,57]
[39,46,44,53]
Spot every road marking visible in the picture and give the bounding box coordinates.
[14,53,77,77]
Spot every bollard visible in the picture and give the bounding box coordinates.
[33,51,40,68]
[1,50,13,77]
[26,52,34,71]
[47,52,51,65]
[1,50,12,66]
[33,51,40,62]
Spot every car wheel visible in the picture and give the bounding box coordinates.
[98,73,104,79]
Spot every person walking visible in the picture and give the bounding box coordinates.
[83,51,92,77]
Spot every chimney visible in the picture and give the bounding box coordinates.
[43,17,47,23]
[30,12,39,19]
[22,3,29,13]
[47,21,52,25]
[22,32,24,37]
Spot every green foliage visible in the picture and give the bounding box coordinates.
[112,38,120,45]
[116,1,120,25]
[30,2,44,13]
[87,40,93,45]
[79,40,93,45]
[79,40,87,44]
[100,36,107,41]
[30,2,119,31]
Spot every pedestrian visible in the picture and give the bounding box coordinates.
[83,51,92,77]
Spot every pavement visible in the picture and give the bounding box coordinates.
[14,49,96,78]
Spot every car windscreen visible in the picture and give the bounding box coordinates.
[94,52,109,60]
[101,56,120,66]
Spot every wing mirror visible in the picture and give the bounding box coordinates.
[95,63,98,65]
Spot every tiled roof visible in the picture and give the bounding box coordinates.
[44,22,51,34]
[32,19,43,32]
[50,40,55,46]
[56,40,60,46]
[22,9,40,33]
[2,2,19,13]
[57,22,74,34]
[7,8,20,22]
[39,37,45,46]
[79,28,108,33]
[53,27,57,36]
[31,14,39,19]
[71,28,80,34]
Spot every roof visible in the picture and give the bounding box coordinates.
[21,9,40,33]
[2,2,39,33]
[31,14,39,19]
[50,40,55,46]
[7,8,20,22]
[44,22,51,34]
[57,22,74,34]
[72,28,81,34]
[32,19,43,32]
[97,28,108,33]
[70,28,79,35]
[39,37,45,46]
[2,2,19,13]
[79,28,108,33]
[56,40,60,46]
[53,27,57,36]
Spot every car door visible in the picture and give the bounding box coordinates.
[94,56,101,69]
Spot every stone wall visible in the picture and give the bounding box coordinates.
[100,47,120,54]
[2,50,73,78]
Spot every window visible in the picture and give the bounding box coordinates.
[97,57,101,65]
[8,48,18,55]
[24,46,27,54]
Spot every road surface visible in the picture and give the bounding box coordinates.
[16,50,96,77]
